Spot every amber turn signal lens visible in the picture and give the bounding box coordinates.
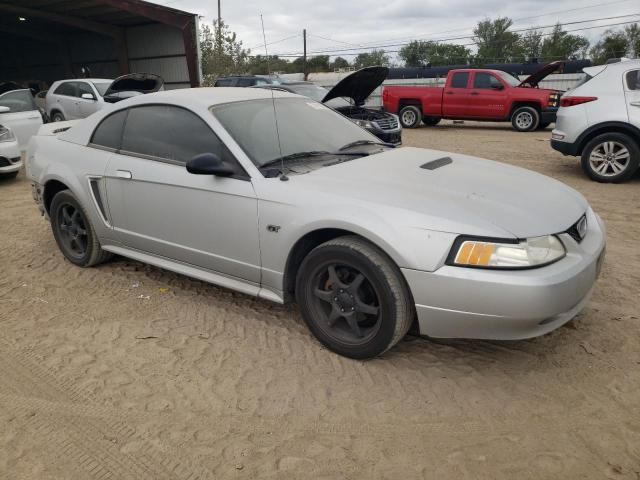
[454,241,496,266]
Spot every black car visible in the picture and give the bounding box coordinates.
[260,67,402,144]
[214,75,281,87]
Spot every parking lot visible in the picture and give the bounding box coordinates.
[1,122,639,479]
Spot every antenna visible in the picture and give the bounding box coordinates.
[260,14,288,181]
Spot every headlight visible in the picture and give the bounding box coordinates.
[449,235,565,269]
[354,119,374,129]
[0,125,15,143]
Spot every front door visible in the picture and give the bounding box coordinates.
[467,72,508,119]
[76,81,101,118]
[103,104,261,284]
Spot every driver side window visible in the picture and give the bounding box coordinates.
[119,105,248,178]
[474,73,501,89]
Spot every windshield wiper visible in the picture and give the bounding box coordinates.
[260,150,369,170]
[338,140,395,151]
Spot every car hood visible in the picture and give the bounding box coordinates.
[103,73,164,103]
[290,147,587,238]
[519,60,564,87]
[322,66,389,106]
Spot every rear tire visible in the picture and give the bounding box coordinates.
[50,190,112,267]
[399,106,421,129]
[296,236,414,359]
[511,106,540,132]
[581,132,640,183]
[422,116,441,126]
[51,111,65,122]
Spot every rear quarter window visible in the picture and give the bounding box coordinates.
[90,109,128,150]
[450,72,469,88]
[625,70,640,90]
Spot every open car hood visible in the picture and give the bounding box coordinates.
[519,61,564,87]
[322,66,389,106]
[103,73,164,103]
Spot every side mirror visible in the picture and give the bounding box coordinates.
[81,93,96,100]
[0,106,10,114]
[186,153,235,177]
[491,83,505,90]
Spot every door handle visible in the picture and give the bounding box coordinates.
[470,92,479,95]
[631,101,640,107]
[445,91,454,95]
[116,170,132,179]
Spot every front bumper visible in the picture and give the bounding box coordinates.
[540,110,558,124]
[0,156,22,174]
[371,128,402,144]
[402,209,606,340]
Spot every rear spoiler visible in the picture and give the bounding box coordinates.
[36,120,79,136]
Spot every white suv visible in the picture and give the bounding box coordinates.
[551,59,640,183]
[46,79,112,122]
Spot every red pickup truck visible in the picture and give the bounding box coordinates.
[382,61,563,132]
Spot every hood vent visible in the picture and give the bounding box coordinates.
[421,157,452,170]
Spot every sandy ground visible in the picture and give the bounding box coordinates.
[1,121,639,480]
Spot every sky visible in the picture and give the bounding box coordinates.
[154,0,640,59]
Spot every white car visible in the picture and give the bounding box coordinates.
[26,88,606,359]
[551,59,640,182]
[0,89,43,151]
[46,74,164,122]
[0,123,21,179]
[46,78,113,122]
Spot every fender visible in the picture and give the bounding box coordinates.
[574,121,640,153]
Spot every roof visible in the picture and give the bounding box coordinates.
[0,0,196,36]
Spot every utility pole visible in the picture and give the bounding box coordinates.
[217,0,221,24]
[216,0,222,54]
[303,28,307,80]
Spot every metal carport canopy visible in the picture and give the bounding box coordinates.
[0,0,201,88]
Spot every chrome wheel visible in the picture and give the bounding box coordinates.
[515,111,533,130]
[588,141,630,177]
[401,110,417,126]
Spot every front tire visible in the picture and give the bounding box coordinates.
[581,133,640,183]
[399,106,421,129]
[296,236,414,359]
[511,106,540,132]
[50,190,112,267]
[51,111,65,122]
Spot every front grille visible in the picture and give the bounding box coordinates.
[375,116,399,131]
[566,214,588,243]
[0,157,10,167]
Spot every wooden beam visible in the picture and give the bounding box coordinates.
[182,17,199,87]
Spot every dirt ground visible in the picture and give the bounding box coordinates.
[1,121,639,480]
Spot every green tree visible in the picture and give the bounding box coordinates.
[520,29,543,60]
[590,29,629,65]
[399,41,471,67]
[473,17,524,63]
[306,55,331,72]
[540,23,589,60]
[331,57,350,70]
[353,50,389,68]
[246,55,293,75]
[200,20,250,83]
[625,23,640,57]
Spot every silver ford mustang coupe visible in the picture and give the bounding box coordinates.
[26,88,606,359]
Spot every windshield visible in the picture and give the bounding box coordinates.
[495,71,521,87]
[92,81,111,97]
[211,97,379,167]
[285,83,351,108]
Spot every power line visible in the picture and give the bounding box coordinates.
[261,18,640,58]
[328,0,635,50]
[247,33,300,51]
[271,13,640,57]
